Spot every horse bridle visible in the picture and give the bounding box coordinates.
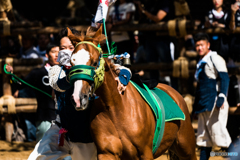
[69,41,104,98]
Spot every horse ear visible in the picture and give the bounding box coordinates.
[92,24,106,45]
[67,27,73,36]
[66,27,80,46]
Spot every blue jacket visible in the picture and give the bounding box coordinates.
[194,52,229,114]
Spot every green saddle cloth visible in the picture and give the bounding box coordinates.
[130,81,185,154]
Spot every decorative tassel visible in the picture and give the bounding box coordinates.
[58,128,68,146]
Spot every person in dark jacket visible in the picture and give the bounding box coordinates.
[6,43,59,142]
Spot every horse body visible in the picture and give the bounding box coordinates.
[91,62,156,159]
[90,60,197,160]
[67,26,197,160]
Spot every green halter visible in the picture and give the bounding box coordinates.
[75,41,103,54]
[69,41,105,92]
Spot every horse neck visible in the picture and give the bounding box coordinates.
[95,60,123,109]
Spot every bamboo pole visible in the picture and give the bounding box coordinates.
[1,98,37,106]
[2,105,37,113]
[2,21,240,36]
[13,65,42,73]
[0,58,43,66]
[2,61,13,142]
[0,21,42,29]
[130,63,240,75]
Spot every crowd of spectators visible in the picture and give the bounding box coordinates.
[1,0,240,158]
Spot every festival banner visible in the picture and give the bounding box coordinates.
[94,0,116,23]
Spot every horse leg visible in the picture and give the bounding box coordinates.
[91,113,123,160]
[169,116,197,160]
[153,121,180,158]
[155,84,197,160]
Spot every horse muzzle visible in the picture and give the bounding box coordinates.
[71,94,89,111]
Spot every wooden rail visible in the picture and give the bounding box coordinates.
[2,20,240,36]
[1,98,37,113]
[130,62,240,75]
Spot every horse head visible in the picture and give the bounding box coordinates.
[67,26,106,111]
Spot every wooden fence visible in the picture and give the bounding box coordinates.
[2,20,240,36]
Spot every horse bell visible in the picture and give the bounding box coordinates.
[123,58,131,66]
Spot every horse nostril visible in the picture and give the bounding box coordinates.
[83,94,88,99]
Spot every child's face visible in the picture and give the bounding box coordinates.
[213,0,223,9]
[60,37,74,52]
[47,46,59,66]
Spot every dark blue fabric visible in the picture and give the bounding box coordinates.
[194,63,217,114]
[54,91,65,112]
[216,96,225,108]
[119,69,131,85]
[114,5,120,21]
[54,68,93,143]
[200,147,212,160]
[25,119,36,142]
[195,62,206,80]
[59,86,93,143]
[57,77,71,90]
[56,69,72,91]
[218,72,230,96]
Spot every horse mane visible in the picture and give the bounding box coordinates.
[105,59,121,77]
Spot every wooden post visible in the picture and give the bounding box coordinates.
[2,59,14,142]
[4,113,13,142]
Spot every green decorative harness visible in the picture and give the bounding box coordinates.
[68,41,105,92]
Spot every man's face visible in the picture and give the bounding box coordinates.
[46,46,59,66]
[195,40,210,58]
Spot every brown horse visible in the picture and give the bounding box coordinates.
[67,26,197,160]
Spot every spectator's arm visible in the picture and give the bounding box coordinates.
[229,12,236,30]
[5,64,13,73]
[49,65,71,92]
[229,2,239,30]
[143,10,167,23]
[134,1,167,23]
[210,21,225,28]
